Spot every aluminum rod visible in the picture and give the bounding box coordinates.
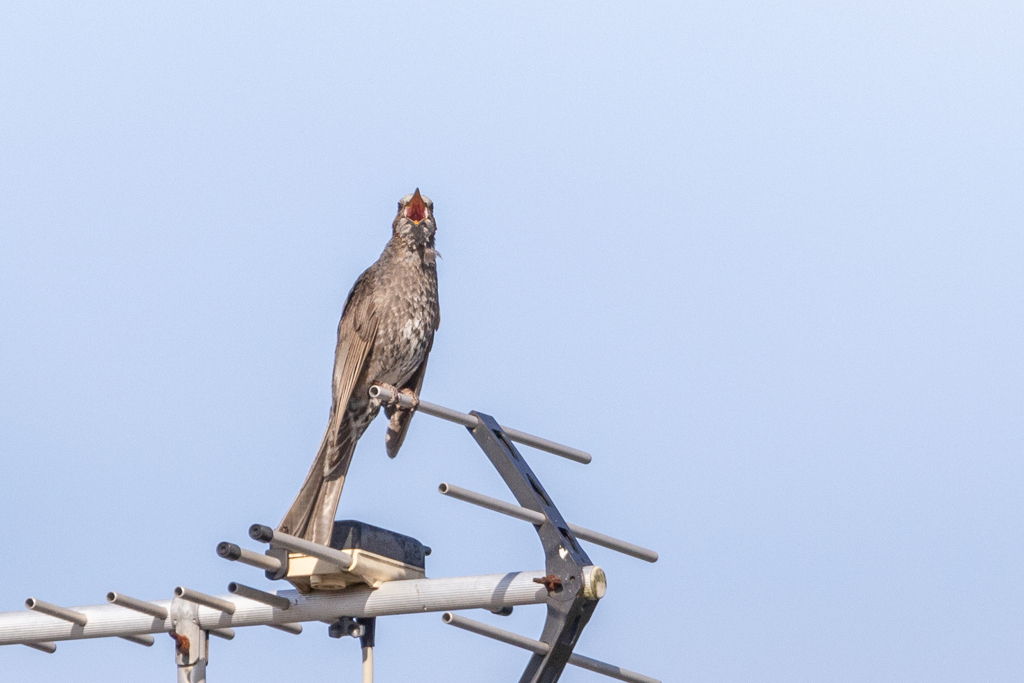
[267,622,302,635]
[22,641,56,653]
[442,611,544,653]
[500,426,592,466]
[217,542,284,573]
[174,587,236,615]
[567,652,662,683]
[107,592,169,619]
[228,582,291,611]
[0,570,548,646]
[440,482,542,524]
[439,483,659,563]
[210,628,235,640]
[362,645,374,683]
[25,599,88,626]
[249,525,355,571]
[441,612,661,683]
[368,385,592,464]
[119,634,155,646]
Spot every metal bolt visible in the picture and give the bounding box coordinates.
[169,632,190,656]
[532,575,563,593]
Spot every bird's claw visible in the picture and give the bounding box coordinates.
[375,383,418,411]
[399,388,420,411]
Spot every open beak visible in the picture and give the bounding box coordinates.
[405,188,427,224]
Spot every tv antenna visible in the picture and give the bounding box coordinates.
[0,386,660,683]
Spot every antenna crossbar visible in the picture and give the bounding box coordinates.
[0,571,548,647]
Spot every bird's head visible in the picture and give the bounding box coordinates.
[393,189,436,246]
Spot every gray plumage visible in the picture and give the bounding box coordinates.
[278,190,440,545]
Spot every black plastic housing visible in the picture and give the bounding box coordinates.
[329,520,428,570]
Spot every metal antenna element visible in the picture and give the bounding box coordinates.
[217,542,285,573]
[227,583,291,611]
[174,587,237,615]
[267,622,302,635]
[21,641,56,653]
[369,384,592,464]
[107,592,168,619]
[119,634,155,647]
[439,483,659,563]
[25,599,87,626]
[442,613,660,683]
[249,525,355,572]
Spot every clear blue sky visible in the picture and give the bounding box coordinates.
[1,2,1022,681]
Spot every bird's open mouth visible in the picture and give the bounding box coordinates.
[406,189,427,223]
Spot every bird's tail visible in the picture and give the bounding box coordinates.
[277,430,355,546]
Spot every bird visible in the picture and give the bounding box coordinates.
[278,189,441,545]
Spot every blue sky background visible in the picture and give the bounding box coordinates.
[2,2,1022,681]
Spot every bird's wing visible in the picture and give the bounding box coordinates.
[384,340,432,459]
[277,277,377,542]
[323,273,379,477]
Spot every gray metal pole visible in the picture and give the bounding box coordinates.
[368,385,592,464]
[171,597,207,683]
[362,644,374,683]
[441,612,661,683]
[438,483,659,563]
[178,661,205,683]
